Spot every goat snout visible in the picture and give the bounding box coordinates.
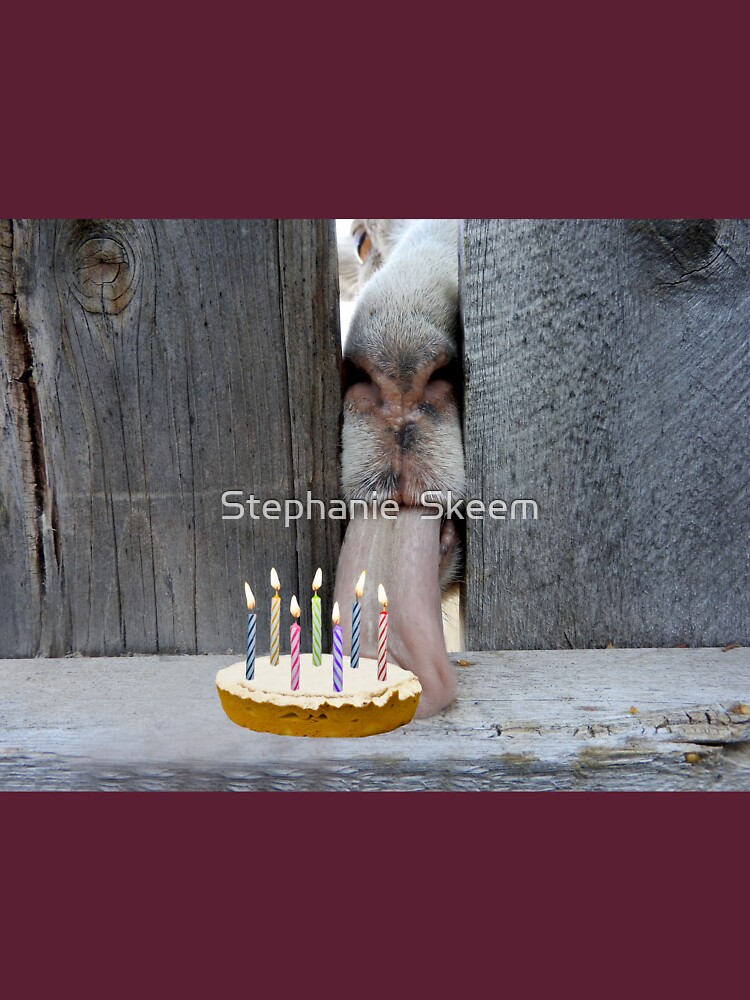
[342,357,463,507]
[335,219,465,718]
[344,357,457,439]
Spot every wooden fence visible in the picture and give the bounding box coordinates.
[1,218,747,657]
[0,220,341,656]
[461,219,749,649]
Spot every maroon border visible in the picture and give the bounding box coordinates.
[4,76,750,218]
[3,34,749,981]
[3,792,747,987]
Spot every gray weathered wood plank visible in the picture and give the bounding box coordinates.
[0,220,41,655]
[0,220,341,656]
[461,219,750,651]
[1,647,747,790]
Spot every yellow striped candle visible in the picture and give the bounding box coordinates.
[311,567,322,666]
[270,567,281,665]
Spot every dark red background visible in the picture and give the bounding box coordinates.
[2,4,748,991]
[4,6,749,218]
[5,794,746,993]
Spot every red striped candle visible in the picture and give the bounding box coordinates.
[377,584,388,682]
[290,595,301,691]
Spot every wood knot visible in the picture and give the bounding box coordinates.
[631,219,726,287]
[649,219,720,264]
[62,223,141,314]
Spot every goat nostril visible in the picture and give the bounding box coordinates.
[342,359,373,390]
[428,360,459,386]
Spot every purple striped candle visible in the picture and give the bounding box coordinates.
[351,570,365,670]
[332,602,343,692]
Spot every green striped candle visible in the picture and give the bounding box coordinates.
[311,567,322,666]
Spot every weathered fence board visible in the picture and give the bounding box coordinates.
[0,220,341,656]
[461,219,750,650]
[0,222,41,656]
[0,647,747,790]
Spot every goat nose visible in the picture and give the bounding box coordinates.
[367,370,425,423]
[344,355,455,427]
[345,377,422,433]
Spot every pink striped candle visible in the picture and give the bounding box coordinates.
[290,595,301,691]
[332,602,343,693]
[377,584,388,682]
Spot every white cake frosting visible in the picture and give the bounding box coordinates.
[216,654,421,711]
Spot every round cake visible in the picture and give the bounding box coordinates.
[216,654,422,737]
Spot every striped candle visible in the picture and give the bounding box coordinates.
[311,567,322,666]
[351,569,366,670]
[332,601,343,693]
[244,581,256,682]
[270,567,281,665]
[377,583,388,682]
[290,595,301,691]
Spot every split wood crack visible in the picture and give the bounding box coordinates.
[1,221,59,600]
[494,705,750,746]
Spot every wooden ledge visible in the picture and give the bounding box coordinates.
[1,648,748,790]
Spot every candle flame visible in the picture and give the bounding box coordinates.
[312,567,322,592]
[290,595,300,618]
[270,567,280,592]
[244,581,255,611]
[332,601,340,626]
[355,570,366,599]
[378,583,388,607]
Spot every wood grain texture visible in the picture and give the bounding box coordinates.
[461,219,750,650]
[0,648,748,790]
[0,220,341,656]
[0,220,42,655]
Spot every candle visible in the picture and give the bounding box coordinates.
[377,583,388,682]
[332,602,343,693]
[244,581,256,682]
[351,569,366,670]
[311,567,322,666]
[290,595,301,691]
[270,567,281,665]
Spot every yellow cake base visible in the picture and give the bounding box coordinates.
[216,654,421,738]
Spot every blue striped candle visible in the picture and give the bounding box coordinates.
[332,602,343,692]
[351,570,365,670]
[244,582,256,681]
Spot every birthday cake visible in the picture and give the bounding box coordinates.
[216,653,422,738]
